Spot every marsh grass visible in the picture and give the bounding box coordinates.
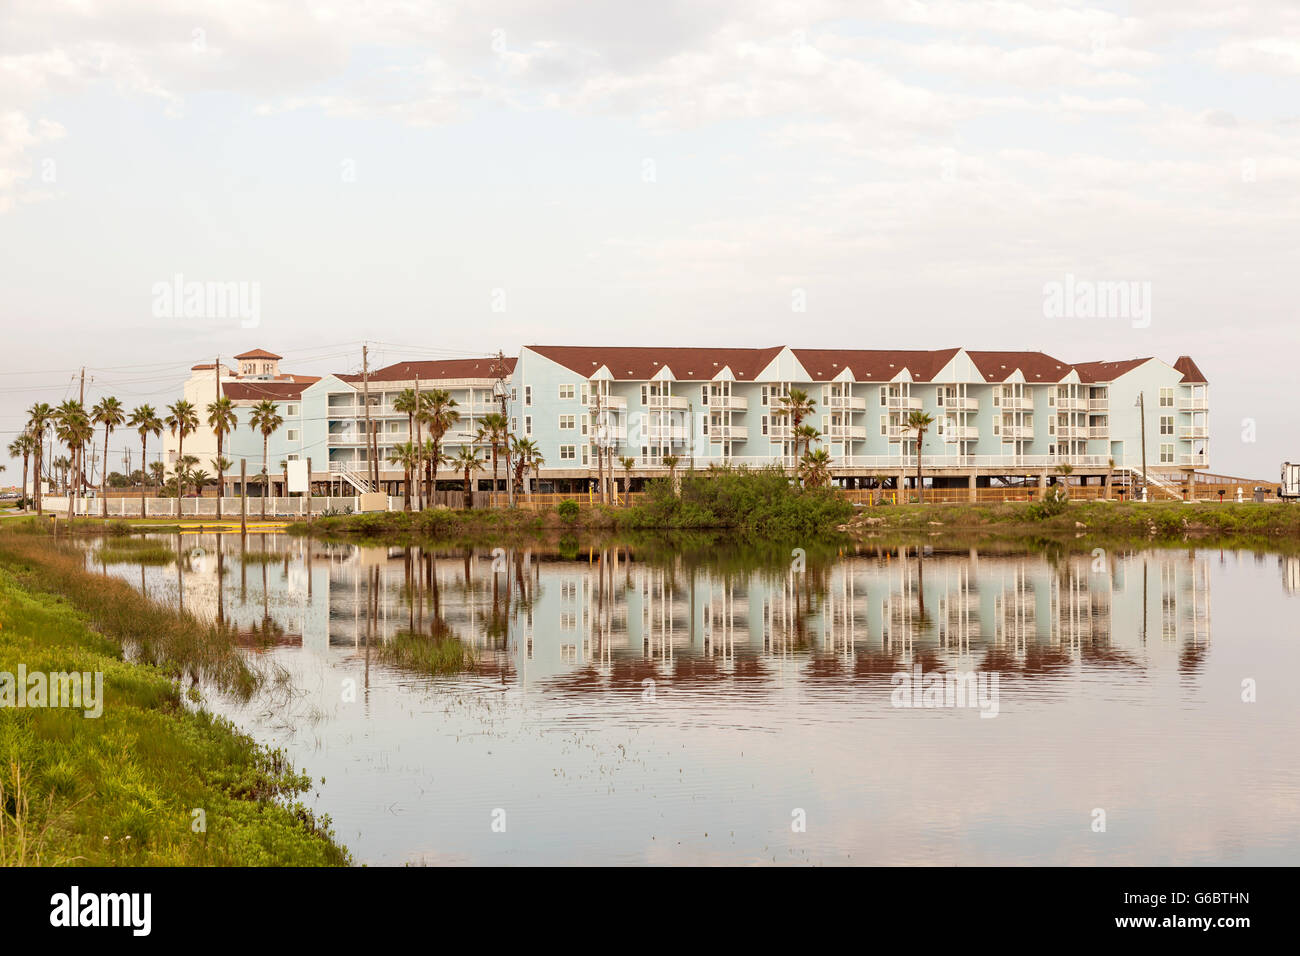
[0,534,349,866]
[378,628,476,676]
[94,540,177,566]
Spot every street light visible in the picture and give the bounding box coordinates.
[1134,392,1147,501]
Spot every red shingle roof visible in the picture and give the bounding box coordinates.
[967,350,1076,383]
[1173,355,1207,384]
[222,380,316,402]
[1073,358,1152,383]
[336,357,516,384]
[793,348,962,382]
[234,348,283,360]
[528,346,784,380]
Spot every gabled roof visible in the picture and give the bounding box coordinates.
[1173,355,1207,384]
[527,346,784,381]
[792,348,961,382]
[967,350,1074,383]
[337,357,515,384]
[234,348,282,360]
[1072,358,1152,383]
[222,380,317,402]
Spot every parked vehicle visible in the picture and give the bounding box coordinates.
[1281,462,1300,500]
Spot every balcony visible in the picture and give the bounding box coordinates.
[585,394,628,410]
[885,395,921,411]
[945,426,979,441]
[768,424,794,440]
[1056,397,1087,411]
[999,425,1032,440]
[1088,399,1109,412]
[1055,425,1088,440]
[999,397,1031,411]
[644,425,688,442]
[1180,426,1209,439]
[1178,454,1207,468]
[825,424,867,441]
[941,396,979,412]
[706,395,748,411]
[1087,426,1109,440]
[709,425,748,442]
[646,395,689,410]
[826,395,867,411]
[1179,397,1209,412]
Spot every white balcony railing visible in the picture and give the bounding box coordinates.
[998,397,1031,411]
[1055,425,1087,439]
[1178,398,1209,411]
[945,426,979,440]
[826,395,867,411]
[646,395,689,410]
[941,397,979,412]
[706,395,748,411]
[825,424,868,440]
[1087,426,1109,440]
[1056,397,1087,411]
[1088,399,1109,412]
[644,426,688,442]
[885,396,922,411]
[709,425,748,441]
[1180,426,1209,439]
[999,426,1032,440]
[585,394,628,410]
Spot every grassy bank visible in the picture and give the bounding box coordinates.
[289,468,853,543]
[0,534,349,865]
[842,499,1300,548]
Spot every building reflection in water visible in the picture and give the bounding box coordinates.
[119,535,1216,691]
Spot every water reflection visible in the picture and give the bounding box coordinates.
[99,536,1215,686]
[82,535,1300,866]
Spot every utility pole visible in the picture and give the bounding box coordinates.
[494,350,514,508]
[362,344,375,490]
[1137,390,1148,502]
[414,373,422,510]
[595,390,605,504]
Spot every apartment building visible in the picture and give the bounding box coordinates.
[508,345,1209,491]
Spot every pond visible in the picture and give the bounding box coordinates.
[85,533,1300,865]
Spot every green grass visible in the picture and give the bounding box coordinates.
[377,628,476,677]
[93,537,177,566]
[0,538,349,865]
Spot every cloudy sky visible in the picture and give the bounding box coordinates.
[2,0,1297,477]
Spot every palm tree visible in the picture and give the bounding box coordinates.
[387,442,419,511]
[7,432,35,511]
[56,400,92,517]
[794,424,822,484]
[26,404,53,516]
[776,388,816,465]
[420,439,450,507]
[662,454,681,495]
[799,448,833,488]
[248,400,284,519]
[148,461,167,492]
[128,404,163,518]
[165,399,199,515]
[392,388,421,507]
[905,410,934,503]
[211,456,232,507]
[619,455,636,506]
[1104,457,1115,500]
[510,436,536,499]
[91,397,125,519]
[206,395,237,517]
[452,446,482,509]
[419,389,459,506]
[176,456,199,505]
[1054,462,1074,502]
[477,412,510,508]
[190,469,211,497]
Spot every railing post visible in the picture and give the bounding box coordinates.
[240,459,247,534]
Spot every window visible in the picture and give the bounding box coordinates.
[1159,387,1174,407]
[993,387,1001,407]
[525,386,532,406]
[761,386,769,406]
[559,384,576,400]
[1160,443,1174,464]
[510,417,517,433]
[761,415,769,436]
[286,404,299,417]
[559,445,576,461]
[560,612,577,631]
[1159,415,1173,436]
[581,445,589,465]
[641,385,649,405]
[879,386,887,406]
[581,383,590,404]
[524,415,532,436]
[287,454,299,461]
[510,387,517,402]
[286,429,300,442]
[559,414,576,430]
[701,385,709,405]
[880,415,887,436]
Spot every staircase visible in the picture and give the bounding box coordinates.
[1116,466,1184,501]
[337,466,373,494]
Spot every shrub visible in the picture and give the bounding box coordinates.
[557,499,580,524]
